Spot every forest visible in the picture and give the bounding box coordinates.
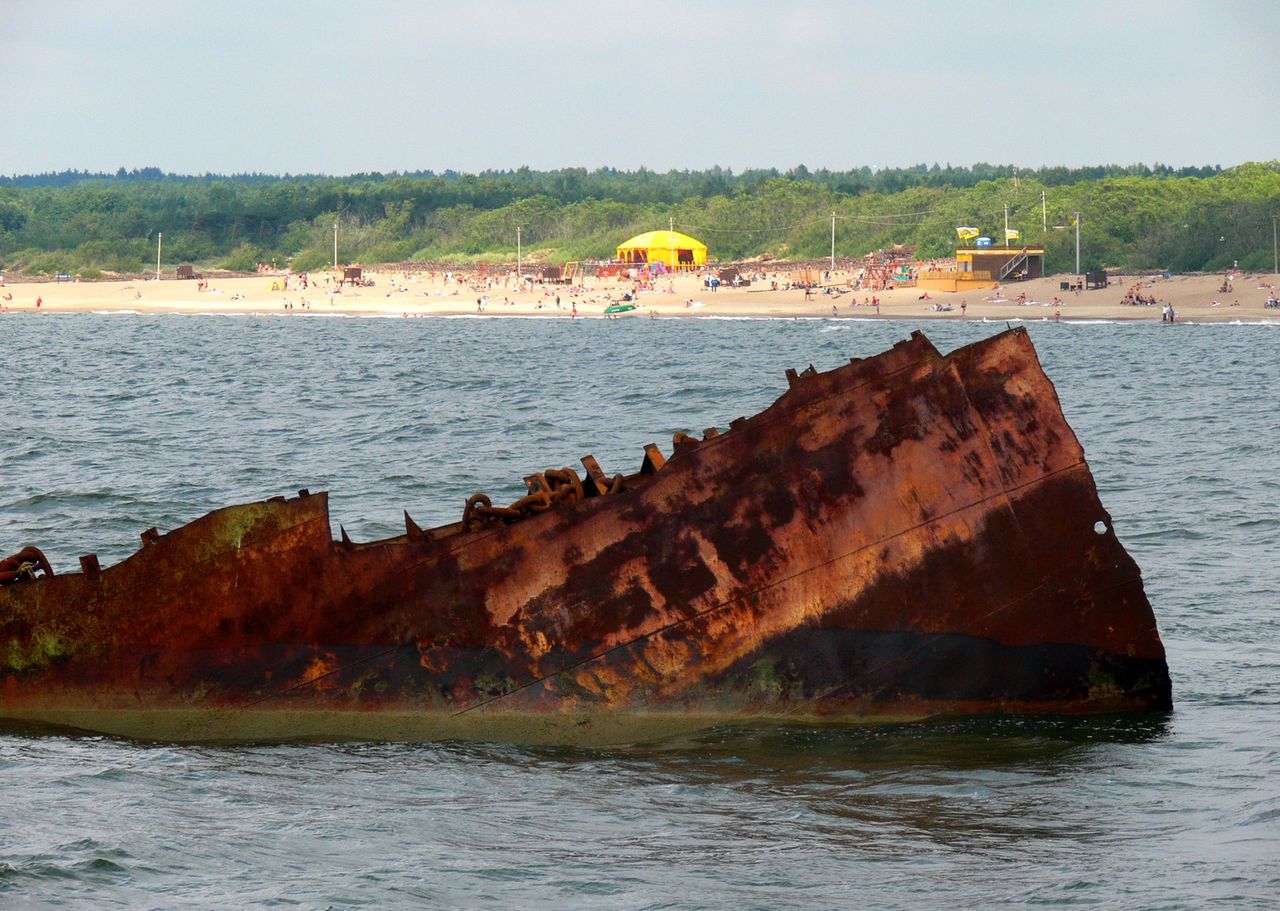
[0,162,1276,278]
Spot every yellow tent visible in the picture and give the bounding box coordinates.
[616,230,708,270]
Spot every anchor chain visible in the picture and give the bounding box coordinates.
[462,466,586,532]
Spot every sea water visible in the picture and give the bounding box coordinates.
[1,313,1277,909]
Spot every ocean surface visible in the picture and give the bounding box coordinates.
[1,312,1277,909]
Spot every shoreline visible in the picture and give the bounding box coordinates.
[2,269,1277,324]
[10,309,1280,327]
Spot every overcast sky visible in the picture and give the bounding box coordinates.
[2,0,1277,176]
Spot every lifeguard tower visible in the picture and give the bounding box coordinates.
[917,229,1045,292]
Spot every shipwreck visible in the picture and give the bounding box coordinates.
[0,328,1171,744]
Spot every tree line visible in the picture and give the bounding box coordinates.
[0,162,1274,278]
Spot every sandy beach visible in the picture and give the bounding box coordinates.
[2,268,1277,323]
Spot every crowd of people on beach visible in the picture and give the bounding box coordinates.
[1120,282,1160,306]
[334,258,933,318]
[7,257,1280,322]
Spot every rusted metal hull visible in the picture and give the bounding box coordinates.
[0,329,1171,744]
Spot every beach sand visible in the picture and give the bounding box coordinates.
[2,269,1277,323]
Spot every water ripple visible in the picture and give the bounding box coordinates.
[2,315,1278,909]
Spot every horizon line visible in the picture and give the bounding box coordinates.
[3,161,1262,182]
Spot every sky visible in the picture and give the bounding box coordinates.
[1,0,1277,176]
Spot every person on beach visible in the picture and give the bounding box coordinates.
[960,300,967,317]
[35,296,41,310]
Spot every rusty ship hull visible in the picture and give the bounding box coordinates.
[0,329,1171,744]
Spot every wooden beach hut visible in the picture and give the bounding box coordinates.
[916,244,1046,293]
[956,245,1045,282]
[616,230,708,270]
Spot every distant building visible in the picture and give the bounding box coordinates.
[917,245,1045,292]
[957,246,1044,281]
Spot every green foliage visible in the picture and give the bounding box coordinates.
[0,163,1276,275]
[223,241,261,272]
[0,200,26,233]
[289,248,332,273]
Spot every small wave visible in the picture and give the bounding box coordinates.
[1240,806,1280,826]
[1233,517,1280,531]
[439,313,576,321]
[1173,319,1280,327]
[2,489,133,511]
[5,860,80,883]
[702,315,825,322]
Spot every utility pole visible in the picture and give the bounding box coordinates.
[669,215,674,232]
[1075,211,1081,276]
[1004,204,1009,246]
[516,226,522,279]
[1041,192,1047,233]
[333,221,338,270]
[830,212,836,273]
[156,232,162,280]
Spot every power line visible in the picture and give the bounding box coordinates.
[834,209,936,221]
[679,209,936,236]
[678,215,830,235]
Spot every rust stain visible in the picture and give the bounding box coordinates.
[0,329,1171,743]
